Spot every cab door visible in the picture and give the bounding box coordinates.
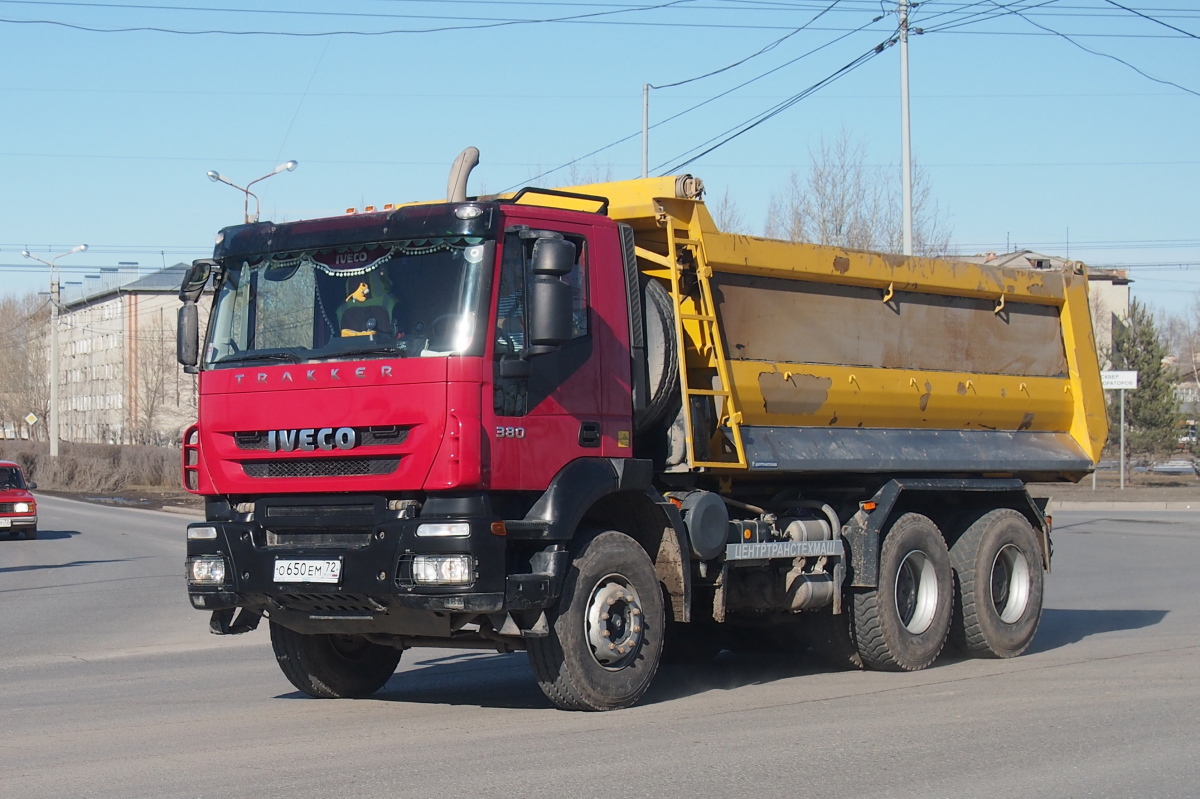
[486,223,603,490]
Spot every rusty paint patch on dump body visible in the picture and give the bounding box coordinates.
[957,381,968,395]
[832,256,850,274]
[1018,412,1035,431]
[713,274,1068,377]
[919,380,932,412]
[759,371,832,415]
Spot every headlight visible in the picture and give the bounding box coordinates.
[187,556,227,585]
[412,555,474,586]
[415,522,470,538]
[13,502,30,513]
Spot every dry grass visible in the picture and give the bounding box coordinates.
[0,441,179,493]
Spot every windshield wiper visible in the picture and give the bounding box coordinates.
[216,350,304,365]
[332,344,406,359]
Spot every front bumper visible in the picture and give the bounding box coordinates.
[186,505,567,634]
[0,515,37,529]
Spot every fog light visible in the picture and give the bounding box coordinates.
[416,522,470,538]
[188,556,227,585]
[187,525,218,540]
[13,502,30,513]
[412,555,474,586]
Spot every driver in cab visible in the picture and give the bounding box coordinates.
[339,276,394,338]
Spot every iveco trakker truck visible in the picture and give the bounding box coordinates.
[178,148,1107,710]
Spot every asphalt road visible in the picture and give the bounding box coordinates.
[2,497,1198,799]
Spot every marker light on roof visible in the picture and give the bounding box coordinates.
[455,205,483,220]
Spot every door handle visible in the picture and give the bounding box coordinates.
[578,421,601,448]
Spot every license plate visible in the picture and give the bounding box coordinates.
[273,559,342,584]
[0,518,10,528]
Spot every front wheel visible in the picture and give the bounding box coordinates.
[950,509,1044,658]
[852,513,953,671]
[527,530,665,711]
[270,623,402,698]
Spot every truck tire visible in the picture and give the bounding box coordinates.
[269,622,402,698]
[527,530,665,710]
[950,508,1044,658]
[634,277,680,435]
[852,513,952,671]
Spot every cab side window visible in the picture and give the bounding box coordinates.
[494,230,589,357]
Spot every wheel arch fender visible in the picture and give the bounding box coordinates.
[522,457,692,622]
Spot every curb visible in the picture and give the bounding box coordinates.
[1047,500,1200,511]
[160,505,205,517]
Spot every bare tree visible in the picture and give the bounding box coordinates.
[133,309,194,445]
[765,128,951,257]
[710,187,747,234]
[0,293,51,440]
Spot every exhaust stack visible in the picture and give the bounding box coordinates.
[447,147,480,202]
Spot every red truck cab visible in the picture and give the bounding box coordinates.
[180,188,674,709]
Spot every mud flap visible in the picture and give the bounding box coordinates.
[209,607,263,635]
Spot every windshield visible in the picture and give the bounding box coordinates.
[204,237,491,366]
[0,466,27,490]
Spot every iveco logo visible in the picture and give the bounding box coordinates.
[268,427,358,452]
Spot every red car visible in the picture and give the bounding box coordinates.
[0,460,38,540]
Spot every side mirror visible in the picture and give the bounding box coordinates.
[178,302,200,370]
[527,238,576,354]
[27,481,37,491]
[179,259,214,303]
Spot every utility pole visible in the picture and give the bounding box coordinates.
[899,0,914,256]
[642,84,650,179]
[22,244,88,457]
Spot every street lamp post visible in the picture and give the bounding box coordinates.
[21,244,89,458]
[207,161,298,224]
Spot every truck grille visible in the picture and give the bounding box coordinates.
[273,593,385,614]
[242,457,400,478]
[265,530,373,549]
[233,426,409,450]
[0,503,16,513]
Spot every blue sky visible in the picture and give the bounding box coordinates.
[1,0,1197,315]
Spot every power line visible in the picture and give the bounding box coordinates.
[1100,0,1200,40]
[505,12,888,188]
[982,0,1200,98]
[0,0,704,36]
[654,33,895,173]
[649,0,847,88]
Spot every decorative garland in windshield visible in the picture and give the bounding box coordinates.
[262,237,484,278]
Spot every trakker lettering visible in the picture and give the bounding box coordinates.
[267,427,358,452]
[234,365,393,386]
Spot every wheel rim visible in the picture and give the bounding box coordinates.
[584,573,644,670]
[991,543,1031,624]
[894,550,939,635]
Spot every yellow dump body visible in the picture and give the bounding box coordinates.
[509,176,1108,482]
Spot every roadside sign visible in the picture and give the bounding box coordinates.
[24,413,38,425]
[1101,371,1138,390]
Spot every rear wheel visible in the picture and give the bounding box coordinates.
[950,508,1044,658]
[270,623,402,698]
[527,530,665,711]
[852,513,952,671]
